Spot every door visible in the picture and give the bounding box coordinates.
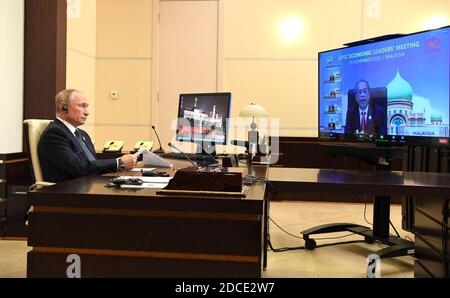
[156,0,219,152]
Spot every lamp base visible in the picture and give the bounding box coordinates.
[248,129,259,156]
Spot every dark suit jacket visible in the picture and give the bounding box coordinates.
[38,119,117,183]
[344,104,387,135]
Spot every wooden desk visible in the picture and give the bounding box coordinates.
[268,168,450,198]
[0,152,31,238]
[27,166,267,278]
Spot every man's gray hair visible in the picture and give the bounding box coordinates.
[55,89,80,113]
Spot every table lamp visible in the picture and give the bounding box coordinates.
[239,103,268,156]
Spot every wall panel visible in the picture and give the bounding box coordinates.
[24,0,66,123]
[224,59,318,137]
[363,0,450,38]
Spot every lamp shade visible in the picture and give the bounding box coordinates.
[239,103,268,118]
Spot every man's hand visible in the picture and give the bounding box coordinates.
[120,154,137,170]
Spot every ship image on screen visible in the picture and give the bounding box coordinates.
[176,92,231,144]
[318,26,450,146]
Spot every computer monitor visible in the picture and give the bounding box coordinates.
[176,92,232,155]
[318,25,450,146]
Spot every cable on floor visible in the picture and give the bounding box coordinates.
[268,216,364,253]
[389,219,401,238]
[269,217,302,239]
[364,203,372,225]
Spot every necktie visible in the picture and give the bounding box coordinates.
[361,112,367,132]
[75,129,96,161]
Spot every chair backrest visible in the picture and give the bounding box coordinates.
[23,119,52,183]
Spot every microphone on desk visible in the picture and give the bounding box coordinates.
[152,125,165,154]
[168,142,197,167]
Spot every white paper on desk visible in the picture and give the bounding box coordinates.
[120,183,168,189]
[133,147,148,157]
[130,168,155,172]
[119,176,173,183]
[139,149,172,168]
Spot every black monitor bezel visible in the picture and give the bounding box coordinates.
[318,25,450,147]
[175,92,232,145]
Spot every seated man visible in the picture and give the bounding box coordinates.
[38,89,137,183]
[344,79,387,136]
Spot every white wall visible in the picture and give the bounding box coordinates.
[0,0,24,153]
[67,0,97,139]
[66,0,153,150]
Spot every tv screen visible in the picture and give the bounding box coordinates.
[176,92,231,145]
[319,26,450,146]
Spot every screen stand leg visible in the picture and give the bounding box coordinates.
[194,142,217,166]
[301,196,413,259]
[195,141,216,156]
[300,144,414,263]
[301,221,414,262]
[373,196,390,238]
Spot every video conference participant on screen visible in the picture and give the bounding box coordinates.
[344,79,387,136]
[38,89,137,183]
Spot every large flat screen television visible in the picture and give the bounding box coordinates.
[319,26,450,146]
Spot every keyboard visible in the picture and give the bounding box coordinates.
[161,152,216,162]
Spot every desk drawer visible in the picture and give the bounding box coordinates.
[415,208,446,256]
[415,259,435,278]
[416,198,446,223]
[0,163,5,236]
[27,251,261,278]
[415,236,449,278]
[0,198,5,236]
[6,185,29,237]
[0,181,5,199]
[0,162,5,178]
[29,211,262,256]
[415,205,449,259]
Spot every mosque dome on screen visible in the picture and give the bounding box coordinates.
[387,71,413,101]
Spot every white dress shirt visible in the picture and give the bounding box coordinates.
[57,117,77,137]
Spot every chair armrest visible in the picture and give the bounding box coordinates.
[29,182,55,190]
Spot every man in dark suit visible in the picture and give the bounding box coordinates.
[344,80,387,136]
[38,89,137,183]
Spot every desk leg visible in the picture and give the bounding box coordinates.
[263,191,269,270]
[373,196,390,238]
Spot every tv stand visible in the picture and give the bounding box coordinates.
[195,141,217,156]
[301,144,414,271]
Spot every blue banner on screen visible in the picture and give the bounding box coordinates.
[319,26,450,146]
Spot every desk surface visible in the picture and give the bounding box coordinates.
[29,174,266,213]
[29,162,267,204]
[268,167,450,197]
